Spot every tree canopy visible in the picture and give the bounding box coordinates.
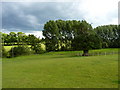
[43,20,102,55]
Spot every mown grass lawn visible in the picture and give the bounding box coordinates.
[2,52,118,88]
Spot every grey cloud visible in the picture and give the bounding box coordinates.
[1,1,118,33]
[2,2,84,33]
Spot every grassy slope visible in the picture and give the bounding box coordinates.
[45,48,118,55]
[2,53,118,88]
[4,44,45,52]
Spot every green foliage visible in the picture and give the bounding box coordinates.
[94,25,119,48]
[43,20,59,51]
[72,34,102,50]
[17,32,28,45]
[1,46,8,58]
[72,20,102,52]
[27,34,41,45]
[26,34,44,54]
[43,19,102,55]
[1,32,41,46]
[9,45,34,57]
[43,20,119,52]
[1,20,119,57]
[102,42,109,48]
[9,32,17,43]
[31,44,45,54]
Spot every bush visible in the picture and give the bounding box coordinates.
[102,42,108,48]
[1,46,7,58]
[31,44,45,54]
[9,45,34,57]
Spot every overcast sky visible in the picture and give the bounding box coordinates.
[1,0,119,38]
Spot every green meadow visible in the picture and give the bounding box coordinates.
[1,2,119,88]
[2,48,118,88]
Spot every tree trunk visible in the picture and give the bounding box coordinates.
[82,50,89,56]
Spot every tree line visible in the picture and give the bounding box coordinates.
[1,32,44,57]
[1,19,120,57]
[1,32,41,46]
[43,20,120,55]
[94,25,120,48]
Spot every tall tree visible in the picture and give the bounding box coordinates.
[43,20,59,51]
[94,25,119,48]
[9,32,17,45]
[43,20,102,54]
[1,32,8,45]
[17,32,26,45]
[72,20,102,56]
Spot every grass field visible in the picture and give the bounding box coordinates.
[45,48,118,55]
[2,50,118,88]
[4,44,45,52]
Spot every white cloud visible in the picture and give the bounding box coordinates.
[1,28,44,39]
[1,0,81,2]
[25,31,44,38]
[1,29,10,34]
[76,0,119,27]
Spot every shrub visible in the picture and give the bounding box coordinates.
[1,46,7,58]
[9,45,34,57]
[102,42,108,48]
[31,44,45,54]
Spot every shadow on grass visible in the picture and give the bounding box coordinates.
[112,80,120,84]
[52,55,84,59]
